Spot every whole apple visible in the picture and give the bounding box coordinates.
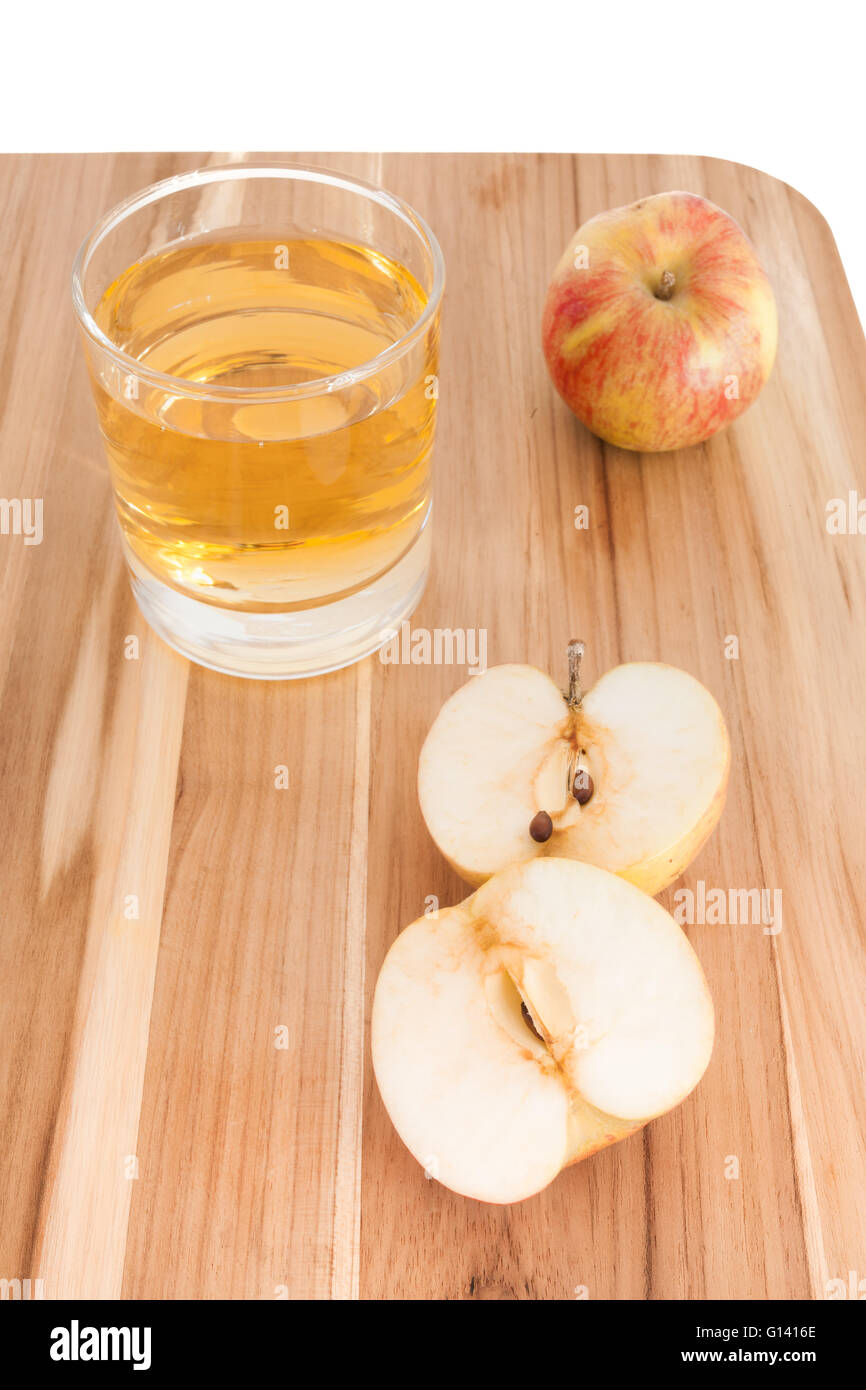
[541,190,778,452]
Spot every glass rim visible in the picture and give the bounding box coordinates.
[70,160,445,403]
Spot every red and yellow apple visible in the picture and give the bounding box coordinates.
[541,190,778,452]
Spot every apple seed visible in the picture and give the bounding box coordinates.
[573,768,594,804]
[521,1001,543,1041]
[529,810,553,842]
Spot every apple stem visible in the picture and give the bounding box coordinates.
[566,639,585,708]
[655,269,676,301]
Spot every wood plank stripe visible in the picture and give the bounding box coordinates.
[329,657,370,1299]
[772,937,829,1300]
[34,631,188,1297]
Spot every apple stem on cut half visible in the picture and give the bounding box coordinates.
[564,638,595,804]
[566,638,585,709]
[529,641,597,842]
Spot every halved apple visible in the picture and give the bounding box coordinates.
[418,645,729,894]
[371,857,714,1203]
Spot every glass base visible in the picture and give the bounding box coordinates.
[124,518,432,679]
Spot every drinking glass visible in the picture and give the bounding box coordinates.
[72,163,444,678]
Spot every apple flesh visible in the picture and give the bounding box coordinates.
[371,857,714,1204]
[417,655,729,894]
[542,190,778,452]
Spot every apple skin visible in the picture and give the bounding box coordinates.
[542,190,778,452]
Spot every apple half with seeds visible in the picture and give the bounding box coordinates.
[372,857,714,1203]
[418,642,729,895]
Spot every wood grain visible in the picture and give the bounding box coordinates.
[0,152,863,1301]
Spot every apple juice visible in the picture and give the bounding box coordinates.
[89,235,437,611]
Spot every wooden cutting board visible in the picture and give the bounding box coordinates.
[1,152,864,1301]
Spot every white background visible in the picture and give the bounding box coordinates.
[1,0,863,323]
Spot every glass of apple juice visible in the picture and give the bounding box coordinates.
[72,163,444,678]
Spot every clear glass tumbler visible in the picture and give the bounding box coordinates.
[72,163,444,678]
